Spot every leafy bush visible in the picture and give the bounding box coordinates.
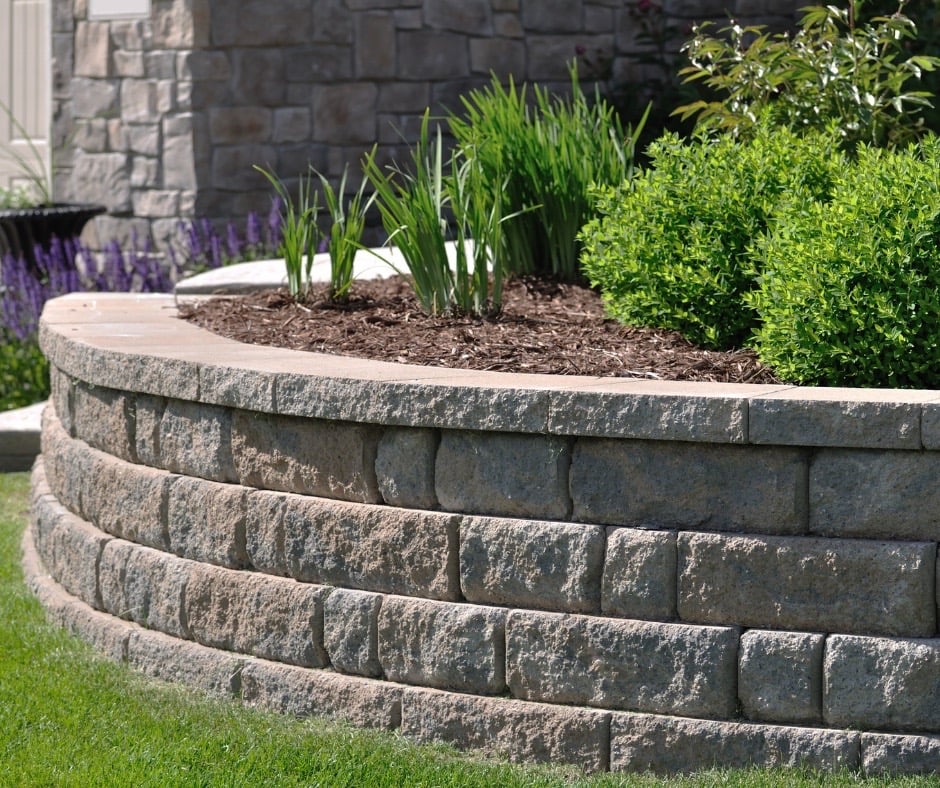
[749,136,940,387]
[675,1,940,149]
[579,121,843,348]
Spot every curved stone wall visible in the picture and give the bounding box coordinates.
[26,291,940,775]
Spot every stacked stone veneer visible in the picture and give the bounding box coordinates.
[26,292,940,775]
[51,0,800,248]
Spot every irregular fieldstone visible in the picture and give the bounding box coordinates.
[678,532,936,637]
[166,476,248,568]
[127,629,244,696]
[602,527,677,621]
[323,588,383,677]
[160,399,236,482]
[862,732,940,775]
[738,630,824,724]
[378,597,506,694]
[459,515,603,613]
[506,610,738,718]
[375,427,438,509]
[401,686,610,773]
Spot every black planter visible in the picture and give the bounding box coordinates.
[0,203,106,269]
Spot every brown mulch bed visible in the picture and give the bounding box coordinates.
[177,275,781,383]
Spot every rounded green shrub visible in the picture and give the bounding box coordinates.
[750,136,940,387]
[579,122,842,348]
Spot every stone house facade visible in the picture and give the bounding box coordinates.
[51,0,800,248]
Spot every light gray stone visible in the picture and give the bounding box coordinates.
[610,712,861,774]
[240,660,402,730]
[166,476,248,568]
[71,77,119,118]
[159,400,236,482]
[244,489,289,576]
[436,431,571,519]
[570,439,808,533]
[71,383,135,461]
[810,449,940,540]
[507,610,738,717]
[738,630,824,724]
[127,124,160,155]
[378,597,506,694]
[40,406,89,514]
[459,515,604,613]
[678,532,936,637]
[231,411,380,503]
[375,427,438,509]
[862,732,940,775]
[825,635,940,731]
[282,495,459,599]
[198,363,276,412]
[324,589,383,677]
[184,564,330,667]
[401,686,610,772]
[120,79,156,123]
[127,629,244,696]
[49,367,74,437]
[602,527,677,621]
[71,152,131,212]
[113,50,145,78]
[133,190,179,218]
[133,394,165,467]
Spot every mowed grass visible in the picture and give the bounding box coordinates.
[0,470,936,787]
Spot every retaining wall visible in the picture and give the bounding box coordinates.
[26,291,940,775]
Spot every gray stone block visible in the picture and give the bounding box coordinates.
[41,405,92,514]
[810,449,940,540]
[244,489,289,576]
[825,635,940,731]
[283,495,459,600]
[167,476,248,568]
[71,383,135,462]
[98,540,191,637]
[231,411,380,503]
[184,564,330,668]
[133,394,165,467]
[127,629,244,696]
[401,686,611,773]
[862,732,940,775]
[570,439,808,533]
[738,630,824,724]
[375,427,438,509]
[378,597,506,694]
[160,399,236,482]
[436,431,571,520]
[459,515,604,613]
[49,367,74,437]
[240,660,403,731]
[506,610,738,718]
[323,588,382,677]
[610,712,861,774]
[678,533,936,637]
[602,527,677,621]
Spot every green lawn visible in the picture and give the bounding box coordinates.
[0,471,935,786]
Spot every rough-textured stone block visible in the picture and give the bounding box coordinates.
[506,610,738,718]
[678,533,936,637]
[133,394,165,467]
[160,399,236,482]
[37,507,110,609]
[825,635,940,731]
[240,660,402,730]
[283,496,459,600]
[167,476,248,568]
[323,588,382,677]
[570,439,807,533]
[231,411,380,502]
[378,597,506,694]
[49,367,74,436]
[127,629,244,696]
[738,630,824,724]
[459,515,603,613]
[602,527,677,621]
[401,686,610,773]
[811,449,940,540]
[41,406,92,514]
[862,733,940,775]
[436,431,571,519]
[71,383,135,461]
[184,564,329,668]
[98,540,191,637]
[375,427,438,509]
[244,489,289,576]
[610,712,860,774]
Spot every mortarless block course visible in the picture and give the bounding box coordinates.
[324,588,383,677]
[71,382,136,462]
[127,628,244,696]
[282,495,460,600]
[570,439,807,533]
[378,596,506,695]
[401,686,611,773]
[231,410,381,502]
[862,732,940,775]
[159,399,237,482]
[184,563,330,668]
[167,476,248,568]
[602,527,677,621]
[435,430,571,520]
[459,515,604,613]
[825,635,940,731]
[678,532,936,637]
[506,610,738,718]
[738,630,824,724]
[375,427,438,509]
[610,712,860,774]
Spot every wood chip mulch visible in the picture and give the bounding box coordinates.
[177,275,781,383]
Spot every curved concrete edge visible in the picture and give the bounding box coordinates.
[38,293,940,447]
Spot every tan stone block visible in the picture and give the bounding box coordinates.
[324,589,382,677]
[160,399,236,482]
[71,382,135,462]
[127,629,244,696]
[739,630,824,724]
[167,476,248,568]
[602,527,677,621]
[862,733,940,775]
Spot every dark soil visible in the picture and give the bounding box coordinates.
[177,275,781,383]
